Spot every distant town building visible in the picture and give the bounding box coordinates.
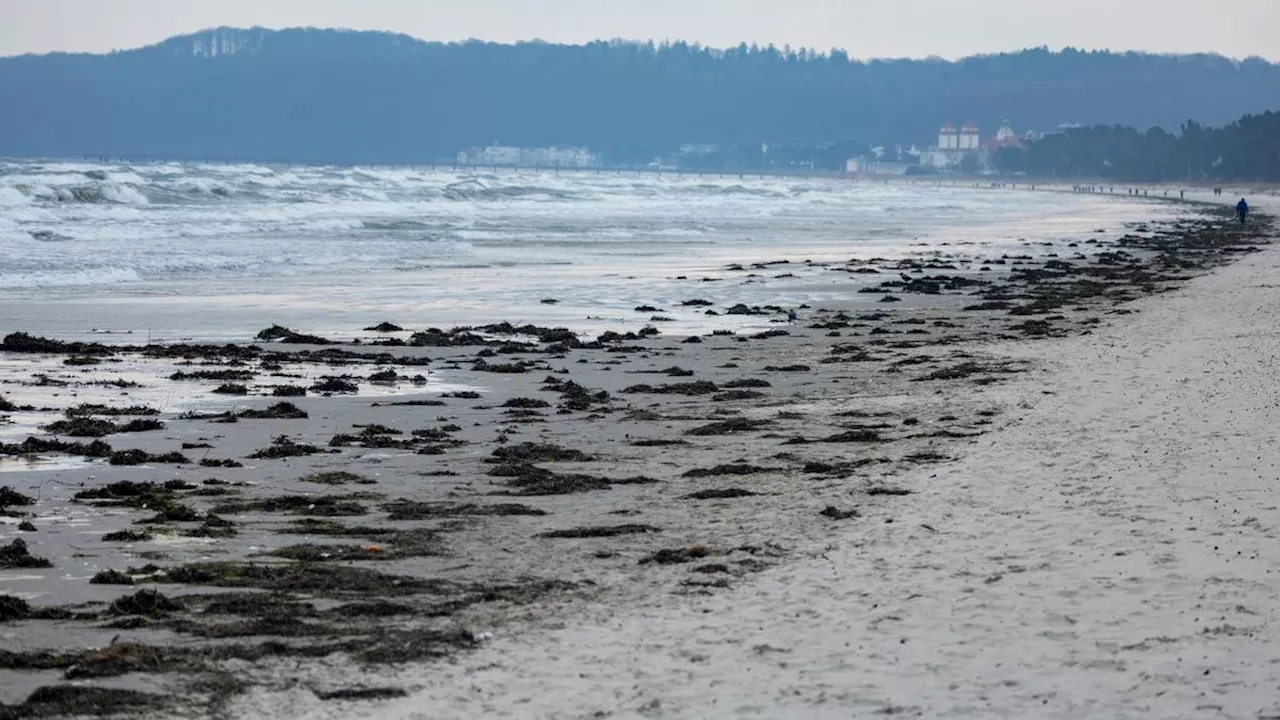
[980,120,1026,153]
[846,157,913,176]
[918,121,983,169]
[679,144,722,157]
[938,122,958,151]
[457,145,601,168]
[911,120,1025,172]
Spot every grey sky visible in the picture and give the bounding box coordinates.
[3,0,1279,60]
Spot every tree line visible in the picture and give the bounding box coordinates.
[3,27,1280,165]
[995,112,1280,182]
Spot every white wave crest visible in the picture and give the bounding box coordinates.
[0,266,143,289]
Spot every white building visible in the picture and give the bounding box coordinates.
[939,122,959,150]
[679,144,722,157]
[457,145,601,168]
[846,157,912,176]
[919,121,984,169]
[458,146,522,166]
[523,146,600,168]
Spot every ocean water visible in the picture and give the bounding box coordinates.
[0,160,1179,341]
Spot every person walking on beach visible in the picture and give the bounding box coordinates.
[1237,198,1250,225]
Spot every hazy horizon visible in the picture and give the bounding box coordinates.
[3,0,1279,61]
[4,27,1278,63]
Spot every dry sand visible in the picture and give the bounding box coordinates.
[0,202,1273,719]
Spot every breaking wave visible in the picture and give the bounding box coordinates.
[0,158,1101,292]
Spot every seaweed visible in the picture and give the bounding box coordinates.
[89,570,137,585]
[640,546,711,565]
[686,418,770,436]
[275,519,398,537]
[266,544,400,562]
[820,506,860,520]
[472,359,534,374]
[65,403,159,417]
[171,369,256,382]
[0,486,34,509]
[713,390,766,402]
[102,530,154,542]
[0,686,167,718]
[106,589,183,618]
[623,381,719,396]
[0,595,31,622]
[363,322,405,333]
[94,562,441,596]
[820,429,885,443]
[682,464,771,478]
[301,471,375,486]
[683,488,757,500]
[722,378,771,389]
[255,325,334,345]
[384,502,546,520]
[368,369,399,384]
[491,442,591,463]
[1,332,110,355]
[316,688,409,702]
[916,362,991,381]
[108,449,189,466]
[502,397,551,409]
[0,437,113,458]
[630,439,689,447]
[247,436,324,459]
[493,464,655,496]
[552,380,611,411]
[138,503,202,524]
[0,539,52,569]
[74,481,175,508]
[200,459,244,468]
[212,494,369,517]
[538,524,659,539]
[43,417,162,437]
[375,399,446,407]
[311,377,359,394]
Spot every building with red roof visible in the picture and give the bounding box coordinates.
[980,120,1025,152]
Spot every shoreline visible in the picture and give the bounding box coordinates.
[0,187,1180,346]
[0,203,1271,718]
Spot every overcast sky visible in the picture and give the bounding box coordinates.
[3,0,1279,60]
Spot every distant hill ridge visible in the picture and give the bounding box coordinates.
[2,26,1278,165]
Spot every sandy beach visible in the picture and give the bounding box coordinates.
[367,201,1280,720]
[0,195,1272,718]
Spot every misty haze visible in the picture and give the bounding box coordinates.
[1,6,1279,720]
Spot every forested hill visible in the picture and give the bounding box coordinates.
[3,26,1280,165]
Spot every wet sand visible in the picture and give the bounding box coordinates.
[0,204,1269,718]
